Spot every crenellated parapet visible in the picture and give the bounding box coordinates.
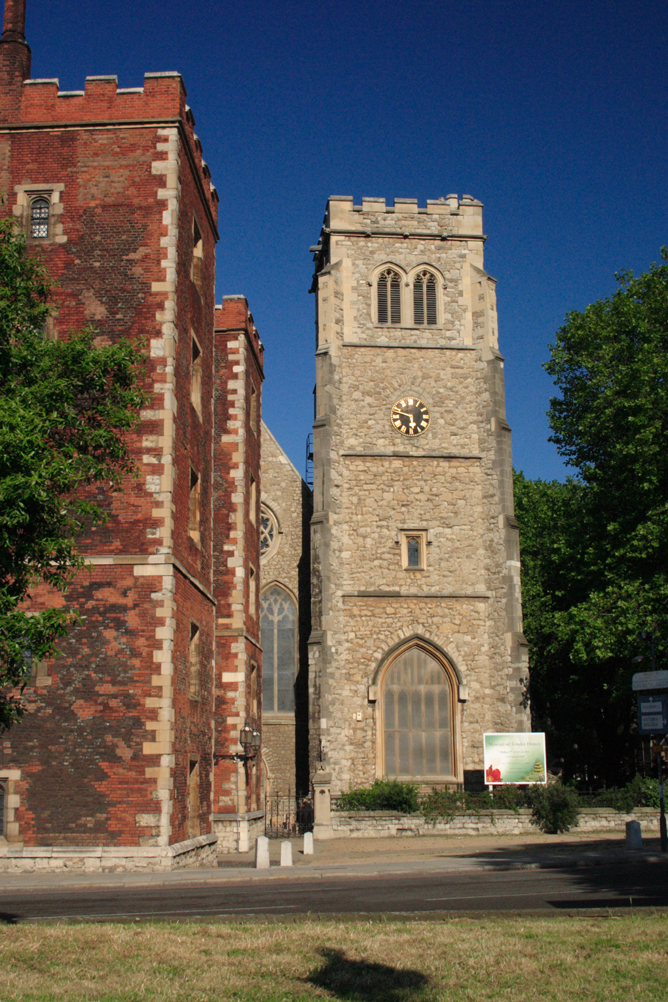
[1,71,218,218]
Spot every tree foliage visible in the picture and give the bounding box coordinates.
[0,219,146,729]
[516,251,668,784]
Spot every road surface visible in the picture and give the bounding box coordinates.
[1,862,666,922]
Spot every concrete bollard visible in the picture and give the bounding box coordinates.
[303,831,314,855]
[626,820,643,849]
[255,835,270,869]
[280,840,293,867]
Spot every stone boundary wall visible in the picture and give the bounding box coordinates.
[213,811,265,853]
[0,832,218,872]
[316,808,659,839]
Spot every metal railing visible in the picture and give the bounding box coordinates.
[264,791,313,838]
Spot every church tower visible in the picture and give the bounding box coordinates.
[308,195,529,793]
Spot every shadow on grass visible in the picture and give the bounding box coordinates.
[306,947,431,1001]
[0,912,18,924]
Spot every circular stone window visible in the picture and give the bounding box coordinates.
[260,505,279,559]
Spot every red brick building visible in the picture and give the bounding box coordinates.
[212,299,265,850]
[0,0,263,869]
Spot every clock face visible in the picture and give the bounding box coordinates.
[390,397,430,437]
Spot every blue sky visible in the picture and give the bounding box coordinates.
[26,0,668,481]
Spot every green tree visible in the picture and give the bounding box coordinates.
[0,219,145,729]
[516,251,668,784]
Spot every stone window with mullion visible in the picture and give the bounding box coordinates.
[413,271,438,326]
[260,585,296,714]
[376,268,402,325]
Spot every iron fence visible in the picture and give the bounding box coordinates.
[264,792,313,838]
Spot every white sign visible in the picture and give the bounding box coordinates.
[483,732,547,785]
[632,670,668,692]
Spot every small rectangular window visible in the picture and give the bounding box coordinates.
[250,660,258,718]
[250,382,258,434]
[249,565,257,617]
[249,474,257,525]
[192,220,203,296]
[189,468,201,546]
[189,623,200,699]
[29,660,51,687]
[187,758,200,837]
[191,334,202,418]
[400,530,428,570]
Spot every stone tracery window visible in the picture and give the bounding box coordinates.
[260,585,296,713]
[260,505,279,559]
[413,271,437,326]
[377,268,402,325]
[382,644,455,779]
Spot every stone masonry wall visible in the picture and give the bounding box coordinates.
[321,808,660,839]
[260,426,312,796]
[309,195,529,796]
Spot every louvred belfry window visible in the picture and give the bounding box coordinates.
[30,197,49,239]
[377,269,402,325]
[413,271,438,326]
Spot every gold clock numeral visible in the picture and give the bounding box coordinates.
[390,397,430,436]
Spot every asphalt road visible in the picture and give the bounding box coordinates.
[1,863,667,922]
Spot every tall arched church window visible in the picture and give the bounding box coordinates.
[383,645,454,779]
[260,586,296,713]
[413,271,438,326]
[30,197,50,239]
[377,269,402,325]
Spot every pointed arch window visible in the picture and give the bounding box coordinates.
[377,269,402,325]
[382,644,455,779]
[260,586,296,713]
[413,271,438,326]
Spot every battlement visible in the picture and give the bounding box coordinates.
[1,70,218,215]
[215,298,264,365]
[324,194,484,238]
[15,71,186,124]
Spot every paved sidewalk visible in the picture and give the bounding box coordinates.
[0,831,666,894]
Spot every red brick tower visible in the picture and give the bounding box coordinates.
[211,298,264,850]
[0,0,263,868]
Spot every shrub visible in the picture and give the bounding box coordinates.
[489,784,526,811]
[526,781,580,833]
[639,777,661,810]
[420,785,525,821]
[337,778,419,813]
[420,788,462,822]
[591,774,660,812]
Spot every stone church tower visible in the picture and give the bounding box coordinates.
[308,195,529,794]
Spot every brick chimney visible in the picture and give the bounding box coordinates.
[0,0,31,120]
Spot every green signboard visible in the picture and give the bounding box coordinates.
[483,732,547,785]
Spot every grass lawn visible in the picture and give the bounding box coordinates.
[1,914,667,1001]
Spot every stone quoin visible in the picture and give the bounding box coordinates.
[0,0,530,863]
